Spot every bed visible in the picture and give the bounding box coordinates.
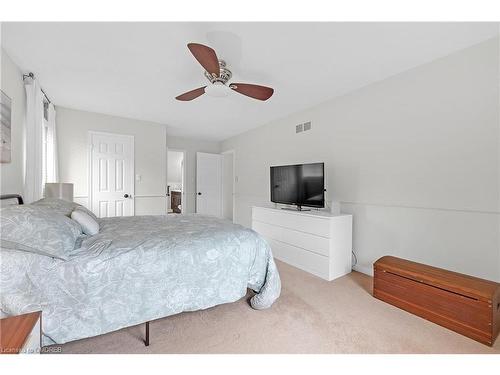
[0,196,281,346]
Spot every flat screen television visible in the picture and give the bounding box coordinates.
[270,162,325,210]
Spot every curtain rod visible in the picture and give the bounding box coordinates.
[22,72,52,104]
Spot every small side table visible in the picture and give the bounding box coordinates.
[0,311,42,354]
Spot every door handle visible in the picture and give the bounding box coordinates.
[124,194,130,198]
[197,192,202,195]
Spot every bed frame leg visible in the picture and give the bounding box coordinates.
[144,321,150,347]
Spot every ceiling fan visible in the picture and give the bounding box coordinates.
[175,43,274,102]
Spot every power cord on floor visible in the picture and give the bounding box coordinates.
[352,249,358,269]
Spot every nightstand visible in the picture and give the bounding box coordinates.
[0,311,42,354]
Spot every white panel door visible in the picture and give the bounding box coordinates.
[90,132,134,217]
[196,152,222,217]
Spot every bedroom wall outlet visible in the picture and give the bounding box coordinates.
[295,124,303,133]
[136,174,142,182]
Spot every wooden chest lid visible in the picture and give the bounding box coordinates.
[374,256,500,303]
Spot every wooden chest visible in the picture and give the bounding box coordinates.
[373,256,500,346]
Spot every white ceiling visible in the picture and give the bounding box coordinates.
[2,22,498,141]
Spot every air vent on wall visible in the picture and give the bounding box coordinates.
[295,122,311,134]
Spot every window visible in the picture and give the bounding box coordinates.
[41,100,57,195]
[41,116,49,194]
[24,78,59,202]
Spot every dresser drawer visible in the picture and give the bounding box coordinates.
[266,237,329,279]
[253,220,330,257]
[252,208,331,238]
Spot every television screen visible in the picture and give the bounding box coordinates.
[270,163,324,208]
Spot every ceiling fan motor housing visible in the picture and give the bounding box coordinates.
[204,60,232,84]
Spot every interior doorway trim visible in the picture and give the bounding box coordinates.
[166,147,187,214]
[221,149,236,223]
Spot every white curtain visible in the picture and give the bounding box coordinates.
[23,78,45,203]
[46,103,59,183]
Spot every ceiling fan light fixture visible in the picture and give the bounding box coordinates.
[175,43,274,101]
[204,82,230,98]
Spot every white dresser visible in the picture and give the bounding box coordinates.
[252,206,353,281]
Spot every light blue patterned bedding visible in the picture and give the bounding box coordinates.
[0,205,83,260]
[0,214,281,345]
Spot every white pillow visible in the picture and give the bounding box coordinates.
[71,209,99,235]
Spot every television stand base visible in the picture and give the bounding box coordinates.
[281,206,311,212]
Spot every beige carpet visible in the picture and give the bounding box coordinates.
[53,260,500,354]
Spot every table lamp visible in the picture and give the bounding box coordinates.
[44,183,74,202]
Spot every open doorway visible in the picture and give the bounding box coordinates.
[167,149,185,214]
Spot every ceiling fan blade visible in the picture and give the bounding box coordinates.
[229,83,274,101]
[187,43,220,78]
[175,86,206,101]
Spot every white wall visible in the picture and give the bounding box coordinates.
[0,48,25,196]
[167,150,183,184]
[56,107,167,215]
[222,152,234,221]
[222,38,500,281]
[52,107,221,216]
[166,136,221,214]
